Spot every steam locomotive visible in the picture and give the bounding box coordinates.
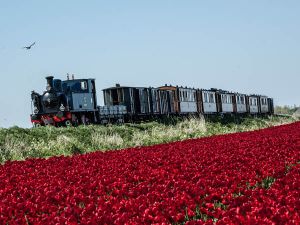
[30,75,274,127]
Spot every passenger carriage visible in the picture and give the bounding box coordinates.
[235,93,247,114]
[178,86,198,114]
[248,95,259,114]
[158,85,198,115]
[149,88,161,115]
[259,96,269,114]
[267,98,274,115]
[158,85,179,114]
[102,84,152,119]
[215,90,235,114]
[201,89,217,113]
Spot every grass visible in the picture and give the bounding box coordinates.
[0,115,297,164]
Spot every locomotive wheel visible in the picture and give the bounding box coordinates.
[65,120,72,127]
[33,122,41,128]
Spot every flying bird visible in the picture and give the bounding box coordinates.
[23,42,36,50]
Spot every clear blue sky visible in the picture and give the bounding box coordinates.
[0,1,299,128]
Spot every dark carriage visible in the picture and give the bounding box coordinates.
[103,84,153,120]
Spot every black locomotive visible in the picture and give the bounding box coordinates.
[31,75,98,126]
[30,75,274,126]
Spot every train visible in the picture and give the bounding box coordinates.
[30,75,274,127]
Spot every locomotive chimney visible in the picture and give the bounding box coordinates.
[45,76,54,91]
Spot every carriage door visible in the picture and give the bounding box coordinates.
[91,80,97,109]
[134,89,141,114]
[232,95,237,113]
[129,88,135,115]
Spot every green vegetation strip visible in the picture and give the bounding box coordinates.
[0,116,297,164]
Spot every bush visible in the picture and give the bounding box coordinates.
[0,115,297,163]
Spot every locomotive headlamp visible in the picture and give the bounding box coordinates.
[60,104,65,111]
[34,107,39,114]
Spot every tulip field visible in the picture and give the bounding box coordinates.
[0,122,299,224]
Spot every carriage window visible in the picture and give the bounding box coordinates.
[152,89,156,98]
[104,91,113,105]
[117,89,124,102]
[222,94,231,104]
[209,93,214,103]
[81,81,88,90]
[91,80,95,92]
[203,93,208,103]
